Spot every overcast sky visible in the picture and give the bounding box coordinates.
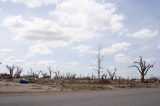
[0,0,160,78]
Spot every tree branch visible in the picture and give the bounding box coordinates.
[129,65,142,74]
[144,65,153,75]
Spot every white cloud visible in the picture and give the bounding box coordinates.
[0,48,12,54]
[3,56,26,66]
[132,28,158,39]
[142,46,151,50]
[29,60,55,67]
[65,61,79,69]
[72,45,94,56]
[2,16,69,42]
[0,48,26,66]
[115,54,130,63]
[130,57,156,65]
[2,15,98,47]
[50,0,124,33]
[25,41,72,58]
[0,48,13,59]
[102,42,131,55]
[0,0,61,8]
[2,0,125,49]
[146,58,156,64]
[2,15,25,31]
[27,43,53,57]
[108,66,116,70]
[0,47,55,68]
[9,59,55,69]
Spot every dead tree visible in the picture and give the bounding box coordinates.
[129,56,154,83]
[65,73,76,80]
[53,67,60,80]
[92,46,105,81]
[38,70,43,78]
[42,73,50,79]
[101,73,107,80]
[91,73,96,80]
[107,68,116,81]
[28,68,38,79]
[38,70,50,79]
[6,65,17,79]
[48,66,53,78]
[14,67,23,79]
[0,73,11,79]
[54,71,60,80]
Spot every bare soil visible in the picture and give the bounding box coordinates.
[0,81,61,94]
[0,79,159,94]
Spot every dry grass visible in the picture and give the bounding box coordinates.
[0,79,159,94]
[0,81,61,94]
[33,79,160,91]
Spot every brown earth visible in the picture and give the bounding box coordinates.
[0,79,159,94]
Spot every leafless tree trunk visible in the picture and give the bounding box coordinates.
[48,66,53,78]
[65,73,76,80]
[129,56,154,83]
[29,68,38,79]
[14,67,23,79]
[101,74,107,80]
[107,68,116,81]
[91,73,96,80]
[38,70,43,78]
[92,46,105,81]
[54,70,60,80]
[38,70,50,79]
[6,65,17,79]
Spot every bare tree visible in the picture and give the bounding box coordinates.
[92,46,105,81]
[38,70,43,78]
[48,66,53,78]
[6,64,17,79]
[65,73,76,80]
[38,70,50,79]
[54,71,60,80]
[101,73,107,80]
[14,67,23,79]
[107,68,116,81]
[129,56,154,82]
[42,73,50,79]
[28,68,38,79]
[91,73,96,80]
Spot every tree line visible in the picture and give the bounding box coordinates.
[0,47,156,83]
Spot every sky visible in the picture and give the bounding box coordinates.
[0,0,160,78]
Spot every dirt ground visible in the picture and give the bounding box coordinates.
[0,80,159,94]
[0,81,61,94]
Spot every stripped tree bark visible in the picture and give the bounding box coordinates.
[92,46,105,81]
[6,64,17,79]
[54,69,60,80]
[129,56,154,83]
[14,67,23,79]
[48,66,53,79]
[107,68,116,81]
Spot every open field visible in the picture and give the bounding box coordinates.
[0,79,160,94]
[0,81,60,94]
